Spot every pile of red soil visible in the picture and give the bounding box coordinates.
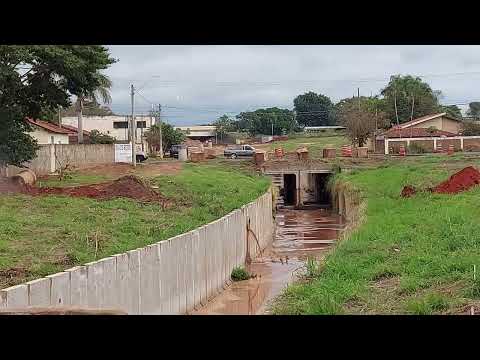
[430,166,480,194]
[401,166,480,197]
[401,185,417,198]
[26,176,168,204]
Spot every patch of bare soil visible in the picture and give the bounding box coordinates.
[77,161,183,178]
[27,175,170,205]
[0,267,31,289]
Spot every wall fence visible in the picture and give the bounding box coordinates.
[4,144,115,177]
[0,190,274,314]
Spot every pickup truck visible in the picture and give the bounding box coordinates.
[224,145,256,159]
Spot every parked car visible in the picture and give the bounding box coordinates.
[224,145,256,159]
[169,144,183,158]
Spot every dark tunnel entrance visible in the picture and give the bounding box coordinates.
[314,173,332,206]
[283,174,296,206]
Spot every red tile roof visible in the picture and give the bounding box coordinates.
[26,118,72,134]
[61,124,90,136]
[396,112,461,129]
[382,127,457,138]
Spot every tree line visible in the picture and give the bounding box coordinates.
[214,75,479,143]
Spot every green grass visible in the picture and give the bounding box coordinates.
[0,162,270,288]
[272,154,480,314]
[231,266,251,281]
[265,135,349,158]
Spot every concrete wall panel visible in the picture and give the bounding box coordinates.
[1,285,28,308]
[86,261,103,309]
[46,272,70,307]
[65,266,88,307]
[27,278,51,307]
[113,253,129,313]
[101,257,117,309]
[127,250,141,315]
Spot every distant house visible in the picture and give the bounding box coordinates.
[370,112,463,153]
[174,125,217,141]
[26,118,72,144]
[387,112,462,134]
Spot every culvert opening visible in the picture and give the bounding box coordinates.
[314,173,332,206]
[283,173,296,206]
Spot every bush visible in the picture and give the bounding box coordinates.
[461,121,480,136]
[231,266,251,281]
[408,142,427,154]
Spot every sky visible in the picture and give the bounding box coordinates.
[104,45,480,125]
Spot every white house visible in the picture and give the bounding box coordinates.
[174,125,216,140]
[27,118,72,144]
[61,115,154,143]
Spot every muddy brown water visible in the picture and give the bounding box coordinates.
[192,207,345,315]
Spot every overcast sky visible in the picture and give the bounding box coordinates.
[105,45,480,125]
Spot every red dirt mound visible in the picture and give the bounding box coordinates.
[431,166,480,194]
[401,185,417,198]
[26,176,168,204]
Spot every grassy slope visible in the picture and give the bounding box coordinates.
[0,162,270,288]
[272,154,480,314]
[263,134,349,158]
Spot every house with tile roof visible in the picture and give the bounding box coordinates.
[26,118,73,144]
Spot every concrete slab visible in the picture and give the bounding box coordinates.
[113,253,129,313]
[26,278,51,307]
[46,272,71,307]
[65,266,88,307]
[86,260,104,309]
[127,249,141,315]
[1,284,28,309]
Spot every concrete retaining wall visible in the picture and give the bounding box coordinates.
[0,190,273,314]
[5,144,115,176]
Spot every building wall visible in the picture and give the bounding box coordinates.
[31,127,69,144]
[62,115,153,142]
[409,117,461,134]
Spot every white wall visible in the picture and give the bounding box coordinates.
[31,128,69,145]
[0,190,273,314]
[62,115,153,142]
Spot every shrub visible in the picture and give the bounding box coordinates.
[231,266,251,281]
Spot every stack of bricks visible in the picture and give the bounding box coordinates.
[204,148,216,159]
[323,148,336,158]
[190,151,205,162]
[296,147,309,161]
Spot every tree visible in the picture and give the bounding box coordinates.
[380,75,441,124]
[61,99,115,118]
[467,102,480,120]
[89,129,115,144]
[293,92,335,127]
[213,114,235,141]
[338,99,388,147]
[235,107,296,136]
[0,45,116,169]
[75,73,112,144]
[461,121,480,136]
[145,123,185,154]
[439,104,462,119]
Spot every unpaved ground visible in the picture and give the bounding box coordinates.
[74,160,183,178]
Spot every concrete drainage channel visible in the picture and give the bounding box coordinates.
[193,169,354,315]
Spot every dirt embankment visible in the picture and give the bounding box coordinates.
[0,175,169,205]
[401,166,480,197]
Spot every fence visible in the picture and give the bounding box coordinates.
[383,136,480,154]
[5,144,115,176]
[0,190,274,314]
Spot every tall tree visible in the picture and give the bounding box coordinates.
[75,73,112,143]
[439,104,462,119]
[0,46,116,169]
[235,107,296,136]
[380,75,441,124]
[145,123,185,154]
[213,114,235,141]
[293,92,335,126]
[337,98,388,147]
[467,102,480,119]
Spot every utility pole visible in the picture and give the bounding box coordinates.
[158,104,163,159]
[271,118,274,137]
[131,84,136,167]
[58,108,62,128]
[394,88,399,125]
[410,93,415,121]
[357,88,360,111]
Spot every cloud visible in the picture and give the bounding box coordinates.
[104,45,480,125]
